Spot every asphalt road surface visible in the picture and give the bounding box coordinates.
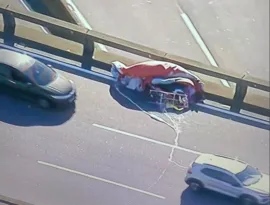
[71,0,269,80]
[0,68,269,205]
[0,1,269,204]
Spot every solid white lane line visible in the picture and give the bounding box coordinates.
[65,0,108,52]
[67,0,226,88]
[176,2,230,88]
[37,160,165,200]
[92,123,202,155]
[20,0,49,34]
[181,13,218,68]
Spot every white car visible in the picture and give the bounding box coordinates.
[185,153,270,205]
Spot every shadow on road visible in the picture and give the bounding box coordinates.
[180,188,238,205]
[109,85,158,112]
[109,84,269,130]
[0,43,268,129]
[109,85,190,115]
[1,41,266,129]
[0,94,75,127]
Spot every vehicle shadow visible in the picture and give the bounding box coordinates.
[180,188,239,205]
[0,94,75,127]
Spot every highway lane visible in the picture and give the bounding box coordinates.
[0,1,268,204]
[70,0,269,80]
[0,69,269,205]
[178,0,269,80]
[68,0,209,64]
[0,135,235,205]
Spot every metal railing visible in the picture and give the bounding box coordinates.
[0,3,269,117]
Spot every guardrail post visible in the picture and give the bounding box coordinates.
[3,11,16,46]
[82,35,95,69]
[230,80,248,113]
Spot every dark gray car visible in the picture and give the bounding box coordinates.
[0,49,76,108]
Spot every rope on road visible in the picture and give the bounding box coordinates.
[114,85,175,129]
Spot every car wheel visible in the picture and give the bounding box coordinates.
[38,98,51,109]
[188,180,203,192]
[240,195,257,205]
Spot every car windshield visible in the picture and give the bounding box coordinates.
[23,61,57,86]
[236,165,262,186]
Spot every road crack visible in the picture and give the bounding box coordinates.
[164,110,184,162]
[147,161,170,190]
[115,86,188,189]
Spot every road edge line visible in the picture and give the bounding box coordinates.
[65,0,108,52]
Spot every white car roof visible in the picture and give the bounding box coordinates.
[195,153,247,174]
